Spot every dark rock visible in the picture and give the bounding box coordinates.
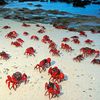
[27,3,33,5]
[34,4,42,7]
[92,1,100,4]
[0,0,7,6]
[73,0,91,7]
[19,0,39,2]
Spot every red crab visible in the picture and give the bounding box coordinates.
[36,24,41,27]
[23,32,29,36]
[49,48,60,56]
[54,25,67,30]
[70,36,79,39]
[79,31,87,37]
[4,15,11,19]
[61,43,73,52]
[91,59,100,65]
[45,82,60,99]
[41,35,50,44]
[6,72,27,90]
[48,66,64,83]
[24,47,36,56]
[49,42,56,49]
[62,37,70,42]
[80,47,95,57]
[73,54,84,62]
[67,28,77,31]
[48,66,60,76]
[16,38,24,44]
[0,51,10,60]
[22,23,30,27]
[71,38,80,44]
[30,35,39,40]
[84,39,93,44]
[90,29,96,34]
[95,50,100,58]
[5,31,18,39]
[11,41,22,47]
[2,26,11,29]
[38,28,45,33]
[34,58,51,73]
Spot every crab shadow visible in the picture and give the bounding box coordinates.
[64,74,68,81]
[16,76,30,89]
[46,60,56,69]
[51,60,56,66]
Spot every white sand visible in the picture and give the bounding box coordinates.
[0,18,100,100]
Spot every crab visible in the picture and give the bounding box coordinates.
[90,29,96,34]
[70,36,79,39]
[4,15,11,19]
[61,43,73,52]
[80,47,95,57]
[73,54,84,62]
[30,35,39,40]
[48,67,64,83]
[0,51,10,60]
[49,48,60,56]
[54,25,67,30]
[45,82,60,99]
[91,59,100,65]
[71,38,80,44]
[67,28,77,31]
[62,37,70,42]
[48,66,60,76]
[24,47,36,56]
[79,31,87,37]
[41,35,50,44]
[6,72,27,90]
[22,23,30,27]
[84,39,93,45]
[36,24,41,27]
[23,32,29,36]
[2,26,11,29]
[11,41,22,47]
[16,38,24,44]
[48,42,56,49]
[5,31,18,39]
[38,28,45,33]
[95,50,100,58]
[36,24,46,29]
[34,58,51,73]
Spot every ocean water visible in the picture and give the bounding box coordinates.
[2,1,100,17]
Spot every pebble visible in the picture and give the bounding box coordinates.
[88,88,92,90]
[89,95,92,97]
[41,76,43,78]
[9,92,12,95]
[76,84,79,86]
[76,75,80,77]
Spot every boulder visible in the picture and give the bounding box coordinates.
[0,0,7,6]
[19,0,38,2]
[73,0,91,7]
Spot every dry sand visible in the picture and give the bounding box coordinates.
[0,18,100,100]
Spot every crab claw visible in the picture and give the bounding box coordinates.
[47,58,51,66]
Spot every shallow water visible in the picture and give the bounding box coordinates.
[3,1,100,18]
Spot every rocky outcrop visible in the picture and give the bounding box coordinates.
[73,0,91,7]
[19,0,38,2]
[0,0,7,6]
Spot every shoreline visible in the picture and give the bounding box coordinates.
[0,8,100,31]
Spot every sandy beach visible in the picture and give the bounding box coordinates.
[0,17,100,100]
